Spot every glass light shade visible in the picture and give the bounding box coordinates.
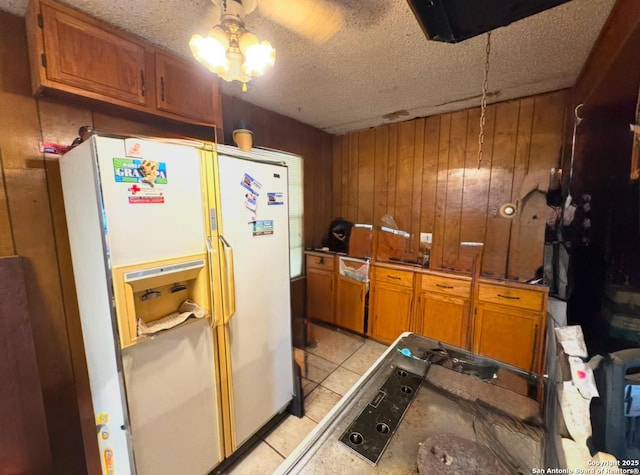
[191,22,274,89]
[224,49,250,84]
[242,40,276,77]
[238,31,258,54]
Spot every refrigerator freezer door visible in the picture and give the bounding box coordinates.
[217,154,295,447]
[122,319,222,474]
[60,140,133,474]
[94,137,206,267]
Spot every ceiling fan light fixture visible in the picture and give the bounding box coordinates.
[190,0,275,91]
[189,30,229,74]
[242,40,276,77]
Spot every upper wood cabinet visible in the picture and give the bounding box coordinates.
[26,0,222,128]
[155,52,221,125]
[27,0,151,107]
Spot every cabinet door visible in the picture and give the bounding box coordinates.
[40,3,148,106]
[417,292,469,348]
[306,268,334,324]
[336,276,366,334]
[155,52,222,125]
[473,303,540,372]
[370,282,412,344]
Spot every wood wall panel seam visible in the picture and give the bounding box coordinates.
[387,124,398,219]
[0,148,17,256]
[411,119,425,253]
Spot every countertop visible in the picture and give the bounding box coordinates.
[304,250,548,290]
[275,333,544,474]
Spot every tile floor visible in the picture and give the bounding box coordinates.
[223,323,388,474]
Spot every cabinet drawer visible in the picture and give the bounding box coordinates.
[374,267,413,287]
[421,274,470,298]
[477,283,544,312]
[306,254,335,271]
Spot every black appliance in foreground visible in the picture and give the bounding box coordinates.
[406,0,573,43]
[592,348,640,461]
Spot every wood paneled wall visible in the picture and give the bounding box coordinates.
[0,11,90,474]
[332,90,568,281]
[0,257,53,474]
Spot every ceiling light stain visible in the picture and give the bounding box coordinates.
[382,110,410,121]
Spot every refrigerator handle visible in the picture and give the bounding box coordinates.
[219,235,236,323]
[206,237,221,327]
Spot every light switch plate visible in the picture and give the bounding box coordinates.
[420,232,432,244]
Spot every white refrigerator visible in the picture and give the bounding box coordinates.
[59,135,295,474]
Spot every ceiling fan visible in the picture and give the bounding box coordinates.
[190,0,344,90]
[213,0,344,44]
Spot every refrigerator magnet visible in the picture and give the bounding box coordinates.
[240,172,262,196]
[124,138,144,158]
[253,219,274,236]
[113,158,168,187]
[267,192,284,205]
[244,192,258,212]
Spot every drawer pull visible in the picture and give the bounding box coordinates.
[318,257,324,265]
[388,275,401,280]
[497,294,520,300]
[436,283,454,289]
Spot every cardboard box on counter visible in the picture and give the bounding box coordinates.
[348,224,413,263]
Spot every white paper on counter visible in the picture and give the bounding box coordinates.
[558,381,592,447]
[555,325,588,357]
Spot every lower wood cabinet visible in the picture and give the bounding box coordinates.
[335,275,367,333]
[306,253,335,325]
[414,273,471,348]
[473,282,547,373]
[305,254,548,375]
[370,267,414,344]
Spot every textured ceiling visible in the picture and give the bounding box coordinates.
[1,0,616,134]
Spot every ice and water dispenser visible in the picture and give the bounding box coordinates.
[111,255,212,348]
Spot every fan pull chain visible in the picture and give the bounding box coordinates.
[477,31,491,169]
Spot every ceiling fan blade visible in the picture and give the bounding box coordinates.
[258,0,344,43]
[241,0,258,15]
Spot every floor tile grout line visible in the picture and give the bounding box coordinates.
[261,438,288,461]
